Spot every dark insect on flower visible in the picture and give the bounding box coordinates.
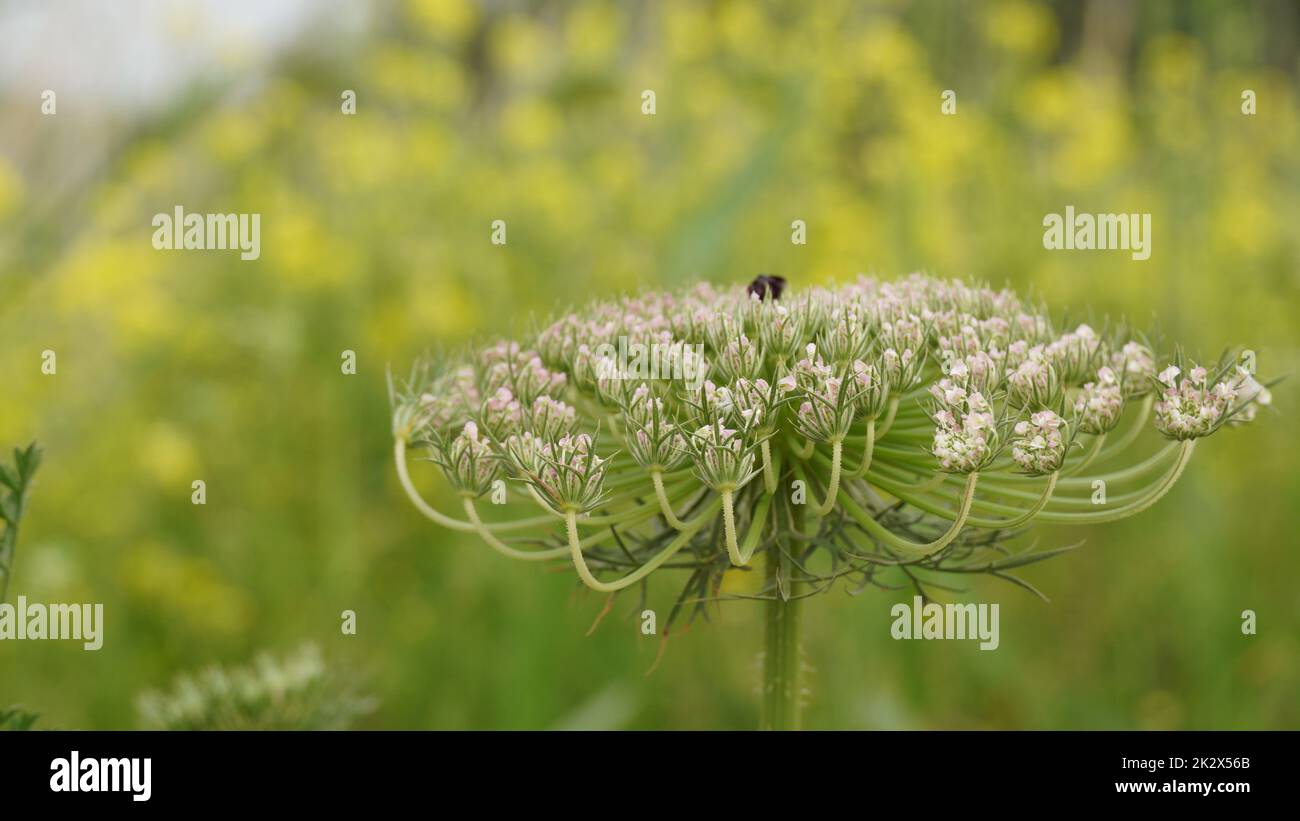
[746,274,786,301]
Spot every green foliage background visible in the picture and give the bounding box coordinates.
[1,0,1297,729]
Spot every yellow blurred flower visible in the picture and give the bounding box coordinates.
[407,0,477,42]
[500,98,563,152]
[120,543,252,637]
[566,2,620,66]
[491,16,552,78]
[141,423,198,488]
[1143,33,1206,91]
[984,0,1058,58]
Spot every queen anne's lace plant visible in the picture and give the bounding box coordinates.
[390,274,1274,729]
[137,644,374,730]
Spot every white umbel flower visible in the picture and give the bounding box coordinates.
[434,421,499,496]
[1154,364,1233,440]
[930,393,998,474]
[1111,341,1156,397]
[530,433,610,512]
[1226,368,1272,425]
[1011,410,1069,474]
[1074,366,1125,434]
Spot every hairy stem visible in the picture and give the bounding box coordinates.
[762,496,803,730]
[394,438,552,533]
[964,471,1058,528]
[721,490,744,565]
[1064,434,1106,477]
[793,437,815,459]
[463,498,568,561]
[841,473,980,559]
[652,470,691,529]
[875,397,900,438]
[563,501,720,592]
[760,439,778,495]
[1092,393,1154,464]
[812,439,843,516]
[845,419,875,480]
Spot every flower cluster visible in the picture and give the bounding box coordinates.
[1006,345,1060,409]
[1153,363,1271,440]
[430,421,498,496]
[686,419,757,491]
[137,644,374,731]
[392,273,1272,620]
[930,391,998,473]
[780,345,858,443]
[526,433,611,513]
[1074,367,1124,434]
[623,385,689,471]
[1011,410,1070,474]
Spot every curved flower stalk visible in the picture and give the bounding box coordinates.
[389,274,1275,730]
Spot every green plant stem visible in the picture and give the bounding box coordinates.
[762,496,803,730]
[563,500,720,592]
[1090,393,1154,464]
[760,439,778,494]
[845,419,875,480]
[0,527,18,604]
[652,470,689,529]
[812,439,843,516]
[394,438,553,533]
[1064,434,1106,477]
[721,490,744,565]
[839,472,980,558]
[793,437,815,459]
[863,441,1194,524]
[964,471,1058,528]
[463,498,569,561]
[739,492,774,563]
[875,397,900,437]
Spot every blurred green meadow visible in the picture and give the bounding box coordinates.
[1,0,1297,729]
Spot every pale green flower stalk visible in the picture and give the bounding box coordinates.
[391,274,1274,730]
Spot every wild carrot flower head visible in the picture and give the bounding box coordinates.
[503,430,547,477]
[781,344,859,442]
[1011,409,1070,475]
[623,385,689,471]
[1226,368,1272,425]
[481,387,523,439]
[930,390,1001,474]
[1046,324,1102,384]
[687,419,758,491]
[1074,366,1125,434]
[392,273,1275,637]
[1151,358,1267,441]
[527,395,578,441]
[1111,341,1156,397]
[528,433,611,513]
[851,359,890,419]
[1007,345,1062,409]
[430,421,499,497]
